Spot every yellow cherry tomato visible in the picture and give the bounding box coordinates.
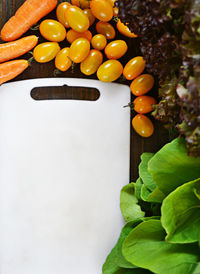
[130,74,155,96]
[69,38,90,63]
[97,60,123,82]
[71,0,90,9]
[83,9,96,26]
[33,42,61,63]
[133,96,156,114]
[123,56,146,80]
[117,19,138,38]
[113,7,118,16]
[56,2,71,28]
[81,49,103,75]
[66,29,92,43]
[90,0,113,22]
[107,0,115,6]
[65,6,89,33]
[96,21,116,39]
[105,40,128,59]
[55,47,72,72]
[39,19,66,42]
[91,34,107,50]
[132,114,154,138]
[106,0,118,15]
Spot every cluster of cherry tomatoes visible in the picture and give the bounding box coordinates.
[32,0,156,138]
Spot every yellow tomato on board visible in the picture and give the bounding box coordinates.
[96,21,116,39]
[133,96,156,114]
[66,29,92,43]
[97,60,123,82]
[90,0,113,22]
[71,0,91,9]
[107,0,115,6]
[65,6,89,33]
[132,114,154,138]
[113,7,119,16]
[39,19,66,42]
[123,56,146,80]
[69,38,90,63]
[117,19,138,38]
[83,9,96,26]
[81,49,103,75]
[55,47,72,72]
[33,42,61,63]
[105,40,128,59]
[56,2,71,28]
[130,74,155,96]
[91,34,107,50]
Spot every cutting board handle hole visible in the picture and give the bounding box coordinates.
[31,85,100,101]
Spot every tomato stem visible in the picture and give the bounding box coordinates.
[123,102,134,109]
[30,24,40,31]
[28,56,35,66]
[113,16,119,22]
[54,69,62,76]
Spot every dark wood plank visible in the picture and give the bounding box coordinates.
[0,0,169,182]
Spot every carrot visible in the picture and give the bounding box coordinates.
[0,35,38,63]
[0,60,29,85]
[1,0,57,41]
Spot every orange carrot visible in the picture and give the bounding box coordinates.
[0,60,29,85]
[1,0,57,41]
[0,35,38,63]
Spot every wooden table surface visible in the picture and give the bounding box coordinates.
[0,0,169,181]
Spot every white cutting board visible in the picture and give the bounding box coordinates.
[0,78,130,274]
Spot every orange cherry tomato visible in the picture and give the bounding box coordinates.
[69,38,90,63]
[81,49,103,75]
[65,6,89,33]
[90,0,113,22]
[105,40,128,59]
[97,60,123,82]
[133,96,156,114]
[123,56,146,80]
[39,19,66,42]
[33,42,61,63]
[56,2,71,28]
[91,34,107,50]
[55,47,72,72]
[83,9,96,26]
[130,74,155,96]
[71,0,90,9]
[117,19,138,38]
[96,21,116,39]
[66,29,92,43]
[132,114,154,138]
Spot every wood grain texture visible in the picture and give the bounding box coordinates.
[0,0,169,181]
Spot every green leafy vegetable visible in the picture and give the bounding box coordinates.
[102,220,140,273]
[148,138,200,195]
[120,183,145,222]
[122,220,200,274]
[146,187,165,203]
[161,178,200,244]
[103,138,200,273]
[135,178,143,200]
[139,153,155,192]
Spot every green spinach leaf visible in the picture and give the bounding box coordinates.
[135,178,143,200]
[122,219,200,274]
[120,183,145,222]
[161,178,200,244]
[148,138,200,195]
[139,153,156,192]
